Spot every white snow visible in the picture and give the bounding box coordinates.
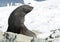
[0,0,60,38]
[0,6,21,32]
[24,0,60,38]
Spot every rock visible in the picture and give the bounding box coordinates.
[0,30,60,42]
[49,29,60,39]
[0,32,33,42]
[2,32,17,42]
[31,38,40,42]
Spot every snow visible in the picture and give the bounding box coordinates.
[37,31,53,38]
[0,0,60,38]
[24,0,60,38]
[0,6,21,32]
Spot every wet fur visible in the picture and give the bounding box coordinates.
[7,5,36,37]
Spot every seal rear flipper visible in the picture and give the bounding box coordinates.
[20,26,36,37]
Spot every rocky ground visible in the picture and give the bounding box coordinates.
[0,29,60,42]
[0,32,33,42]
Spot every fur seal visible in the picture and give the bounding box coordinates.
[7,5,36,37]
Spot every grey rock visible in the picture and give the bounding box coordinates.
[2,32,17,42]
[31,37,40,42]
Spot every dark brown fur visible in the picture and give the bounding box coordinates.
[7,5,36,37]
